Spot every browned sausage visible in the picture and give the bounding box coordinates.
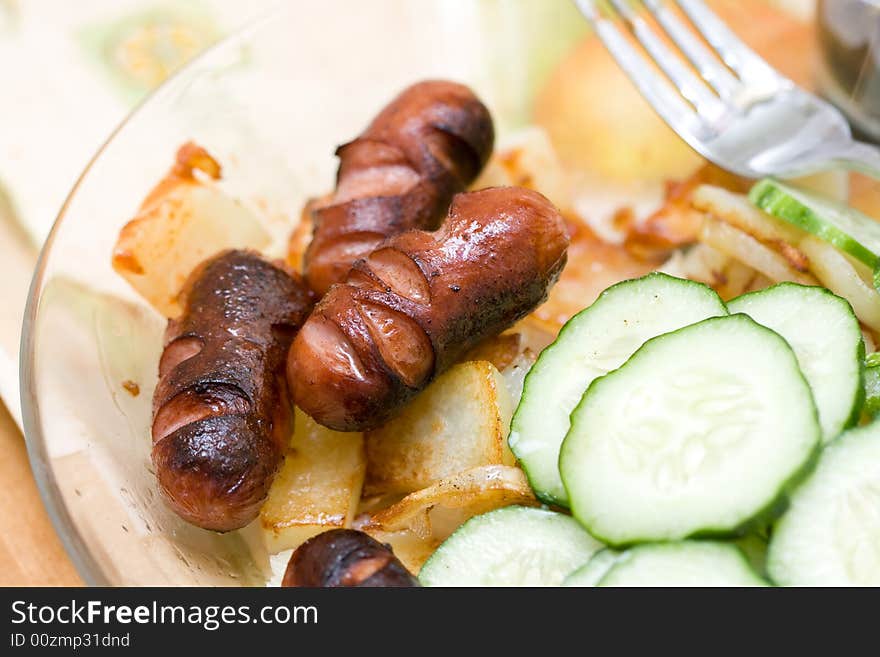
[282,529,419,587]
[152,250,313,532]
[302,80,494,296]
[288,187,569,432]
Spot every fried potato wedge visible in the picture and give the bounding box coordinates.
[363,465,536,537]
[691,185,880,331]
[364,361,515,496]
[260,409,366,554]
[692,185,806,247]
[112,143,270,317]
[717,258,761,300]
[800,236,880,332]
[660,243,763,301]
[359,465,537,572]
[462,329,539,410]
[661,243,729,286]
[356,528,437,576]
[700,216,817,286]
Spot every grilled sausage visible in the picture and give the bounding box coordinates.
[302,80,494,295]
[282,529,419,587]
[288,187,569,432]
[152,250,313,532]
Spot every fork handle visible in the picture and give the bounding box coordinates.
[825,140,880,180]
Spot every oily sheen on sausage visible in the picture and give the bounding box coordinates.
[288,187,569,432]
[302,80,494,295]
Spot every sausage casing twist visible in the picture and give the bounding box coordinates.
[303,80,494,295]
[289,187,569,432]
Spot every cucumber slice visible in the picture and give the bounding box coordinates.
[749,178,880,269]
[767,422,880,586]
[864,366,880,418]
[728,283,864,444]
[509,273,727,506]
[864,357,880,419]
[560,314,821,546]
[597,542,768,587]
[418,506,602,587]
[562,549,620,587]
[734,533,769,578]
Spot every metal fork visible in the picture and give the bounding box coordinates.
[574,0,880,179]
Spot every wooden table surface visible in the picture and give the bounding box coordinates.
[0,399,82,586]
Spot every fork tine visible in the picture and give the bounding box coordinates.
[574,0,706,143]
[675,0,782,86]
[609,0,726,121]
[642,0,740,100]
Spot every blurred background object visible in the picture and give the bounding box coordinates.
[817,0,880,142]
[0,0,273,248]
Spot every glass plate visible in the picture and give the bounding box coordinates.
[19,0,587,585]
